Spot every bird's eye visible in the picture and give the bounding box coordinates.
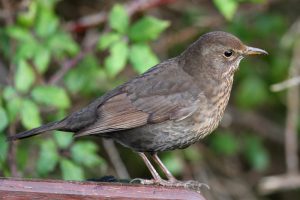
[224,50,233,57]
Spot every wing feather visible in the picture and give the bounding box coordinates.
[75,93,148,137]
[75,58,204,137]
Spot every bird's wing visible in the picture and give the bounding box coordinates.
[75,59,203,137]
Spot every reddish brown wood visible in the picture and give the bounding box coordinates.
[0,178,206,200]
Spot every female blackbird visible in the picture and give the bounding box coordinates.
[9,31,267,190]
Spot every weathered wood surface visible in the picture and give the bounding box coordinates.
[0,178,207,200]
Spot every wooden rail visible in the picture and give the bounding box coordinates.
[0,178,207,200]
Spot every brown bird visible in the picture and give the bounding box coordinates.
[9,31,267,189]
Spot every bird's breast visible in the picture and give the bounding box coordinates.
[192,76,233,138]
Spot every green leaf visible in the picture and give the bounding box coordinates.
[34,48,50,74]
[0,133,8,165]
[6,26,34,42]
[105,40,128,77]
[97,33,121,50]
[54,131,73,149]
[6,98,22,122]
[71,141,104,168]
[39,0,59,8]
[37,139,59,175]
[210,132,239,156]
[35,6,58,37]
[2,86,17,100]
[60,159,85,180]
[64,55,104,94]
[108,4,129,33]
[14,40,40,61]
[17,0,37,27]
[0,107,8,132]
[129,16,169,42]
[129,43,159,74]
[236,76,268,109]
[3,86,22,122]
[47,31,79,56]
[0,29,10,57]
[243,135,269,171]
[31,86,70,109]
[20,99,41,129]
[213,0,238,21]
[238,0,266,2]
[15,60,35,93]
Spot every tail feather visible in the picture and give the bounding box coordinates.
[7,121,64,141]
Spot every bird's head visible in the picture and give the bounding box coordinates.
[181,31,267,79]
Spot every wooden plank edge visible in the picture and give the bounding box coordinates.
[0,178,207,200]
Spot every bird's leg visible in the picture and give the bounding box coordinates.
[150,153,210,192]
[132,153,209,192]
[151,153,177,182]
[132,152,163,184]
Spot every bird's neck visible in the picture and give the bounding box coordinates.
[193,70,234,121]
[197,73,234,102]
[199,74,234,133]
[178,52,234,111]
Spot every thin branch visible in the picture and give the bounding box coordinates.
[271,76,300,92]
[1,0,13,25]
[284,42,300,175]
[102,139,130,179]
[1,0,20,177]
[65,0,176,32]
[258,19,300,195]
[280,17,300,49]
[0,9,9,20]
[258,175,300,195]
[7,123,20,177]
[48,49,88,85]
[1,0,16,85]
[0,60,9,85]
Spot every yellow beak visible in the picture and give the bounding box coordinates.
[244,46,268,56]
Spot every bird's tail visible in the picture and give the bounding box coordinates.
[7,121,64,141]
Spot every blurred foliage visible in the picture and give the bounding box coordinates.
[99,4,169,76]
[213,0,266,21]
[210,131,240,156]
[0,0,295,195]
[209,131,270,171]
[0,0,169,180]
[242,135,270,171]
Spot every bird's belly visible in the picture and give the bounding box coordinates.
[110,113,219,152]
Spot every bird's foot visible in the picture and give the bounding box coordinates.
[130,178,209,192]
